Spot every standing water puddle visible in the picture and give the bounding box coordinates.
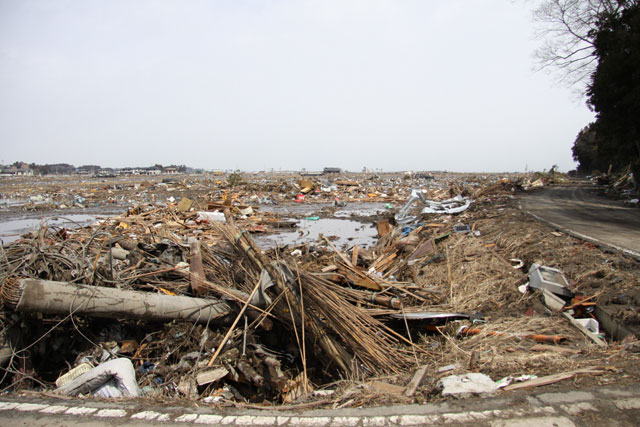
[255,218,378,250]
[0,203,388,249]
[260,202,390,217]
[0,214,105,244]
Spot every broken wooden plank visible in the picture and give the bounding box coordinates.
[562,312,608,347]
[502,368,605,391]
[351,245,359,266]
[177,197,193,212]
[189,238,206,297]
[337,265,382,291]
[366,381,404,396]
[405,365,429,397]
[324,237,354,267]
[196,367,229,386]
[374,252,397,273]
[369,251,397,273]
[377,220,392,237]
[530,344,581,354]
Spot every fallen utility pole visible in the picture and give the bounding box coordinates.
[1,277,232,325]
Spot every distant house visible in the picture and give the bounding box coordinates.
[122,168,148,175]
[95,169,117,178]
[164,167,179,174]
[77,165,100,175]
[1,163,34,176]
[322,167,341,174]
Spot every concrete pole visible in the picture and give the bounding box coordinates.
[1,278,232,325]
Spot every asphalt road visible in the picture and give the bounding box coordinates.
[519,183,640,259]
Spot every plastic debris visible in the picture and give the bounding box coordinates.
[395,190,472,225]
[56,358,141,398]
[528,263,573,297]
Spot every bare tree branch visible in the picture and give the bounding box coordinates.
[531,0,635,93]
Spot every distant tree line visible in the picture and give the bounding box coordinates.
[535,1,639,180]
[29,163,76,175]
[576,2,640,178]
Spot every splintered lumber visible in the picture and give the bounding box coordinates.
[369,251,397,273]
[366,381,404,396]
[562,312,608,347]
[337,264,382,291]
[1,277,232,325]
[325,237,383,290]
[189,238,206,296]
[377,220,392,236]
[351,245,359,266]
[405,365,429,397]
[502,368,606,391]
[196,367,229,386]
[321,265,337,273]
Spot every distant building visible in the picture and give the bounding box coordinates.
[1,163,34,176]
[322,167,341,174]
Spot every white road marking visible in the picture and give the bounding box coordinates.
[39,405,69,414]
[14,403,49,411]
[0,402,20,410]
[131,410,165,420]
[193,414,224,424]
[289,416,331,426]
[614,398,640,410]
[561,402,598,415]
[252,416,278,425]
[490,416,576,427]
[64,407,98,415]
[176,413,200,422]
[277,415,291,425]
[234,415,256,425]
[399,415,441,425]
[330,416,360,426]
[362,416,386,426]
[94,408,127,417]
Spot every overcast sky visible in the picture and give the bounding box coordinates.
[0,0,594,172]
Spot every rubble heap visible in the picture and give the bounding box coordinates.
[0,172,638,407]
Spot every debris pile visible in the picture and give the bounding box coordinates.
[0,172,639,407]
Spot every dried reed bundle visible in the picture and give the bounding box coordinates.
[299,271,412,375]
[210,222,412,376]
